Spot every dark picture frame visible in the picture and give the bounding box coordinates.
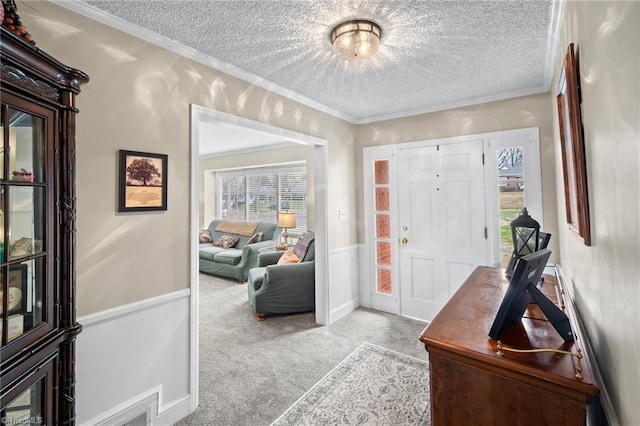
[118,150,168,212]
[556,43,591,246]
[7,263,28,316]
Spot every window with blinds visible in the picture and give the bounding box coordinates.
[220,175,246,221]
[217,165,307,235]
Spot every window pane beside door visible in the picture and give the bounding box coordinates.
[375,160,389,184]
[373,160,392,295]
[375,188,389,211]
[496,147,524,267]
[376,214,390,238]
[376,269,392,294]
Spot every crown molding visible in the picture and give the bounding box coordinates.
[51,0,359,124]
[543,0,566,89]
[354,86,550,125]
[52,0,564,126]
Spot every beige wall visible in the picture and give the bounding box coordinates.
[19,1,357,316]
[355,93,559,257]
[552,2,640,424]
[198,145,314,229]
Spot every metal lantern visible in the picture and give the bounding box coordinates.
[505,207,540,277]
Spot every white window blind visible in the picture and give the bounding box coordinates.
[279,171,307,234]
[216,165,307,235]
[247,173,277,223]
[220,175,246,220]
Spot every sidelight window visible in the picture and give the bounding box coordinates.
[373,160,392,294]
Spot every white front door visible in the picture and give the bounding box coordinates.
[397,141,488,321]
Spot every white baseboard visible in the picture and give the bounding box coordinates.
[156,395,193,426]
[81,387,191,426]
[84,387,160,426]
[330,298,361,323]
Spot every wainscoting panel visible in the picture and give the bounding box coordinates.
[76,289,192,425]
[329,245,361,323]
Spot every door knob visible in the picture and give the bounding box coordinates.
[402,238,408,245]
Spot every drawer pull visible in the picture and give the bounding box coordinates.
[496,341,584,380]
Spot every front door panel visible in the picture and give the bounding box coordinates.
[398,141,487,321]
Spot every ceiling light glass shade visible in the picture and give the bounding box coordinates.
[330,20,381,60]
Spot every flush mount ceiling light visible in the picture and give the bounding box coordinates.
[330,20,382,60]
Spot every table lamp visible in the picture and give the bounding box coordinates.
[277,212,296,246]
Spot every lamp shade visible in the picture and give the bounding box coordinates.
[277,212,296,228]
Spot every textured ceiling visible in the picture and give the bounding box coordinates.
[72,0,560,124]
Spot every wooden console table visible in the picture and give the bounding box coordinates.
[419,266,599,425]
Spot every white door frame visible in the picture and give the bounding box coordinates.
[362,127,542,317]
[188,104,329,412]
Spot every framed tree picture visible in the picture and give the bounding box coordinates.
[556,43,591,246]
[118,150,168,212]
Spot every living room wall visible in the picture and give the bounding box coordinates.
[551,2,639,424]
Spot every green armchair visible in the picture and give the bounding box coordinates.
[247,232,315,320]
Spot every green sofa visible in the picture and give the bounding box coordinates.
[247,232,315,320]
[199,220,278,282]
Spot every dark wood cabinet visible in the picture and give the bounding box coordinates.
[1,7,88,424]
[419,266,599,425]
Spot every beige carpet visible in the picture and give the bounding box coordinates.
[175,274,429,425]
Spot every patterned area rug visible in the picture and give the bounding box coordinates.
[271,342,431,425]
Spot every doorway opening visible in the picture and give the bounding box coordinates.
[188,104,328,410]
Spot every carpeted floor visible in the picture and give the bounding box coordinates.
[174,274,429,426]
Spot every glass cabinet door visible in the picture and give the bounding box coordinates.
[0,354,54,425]
[1,376,44,424]
[1,102,50,349]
